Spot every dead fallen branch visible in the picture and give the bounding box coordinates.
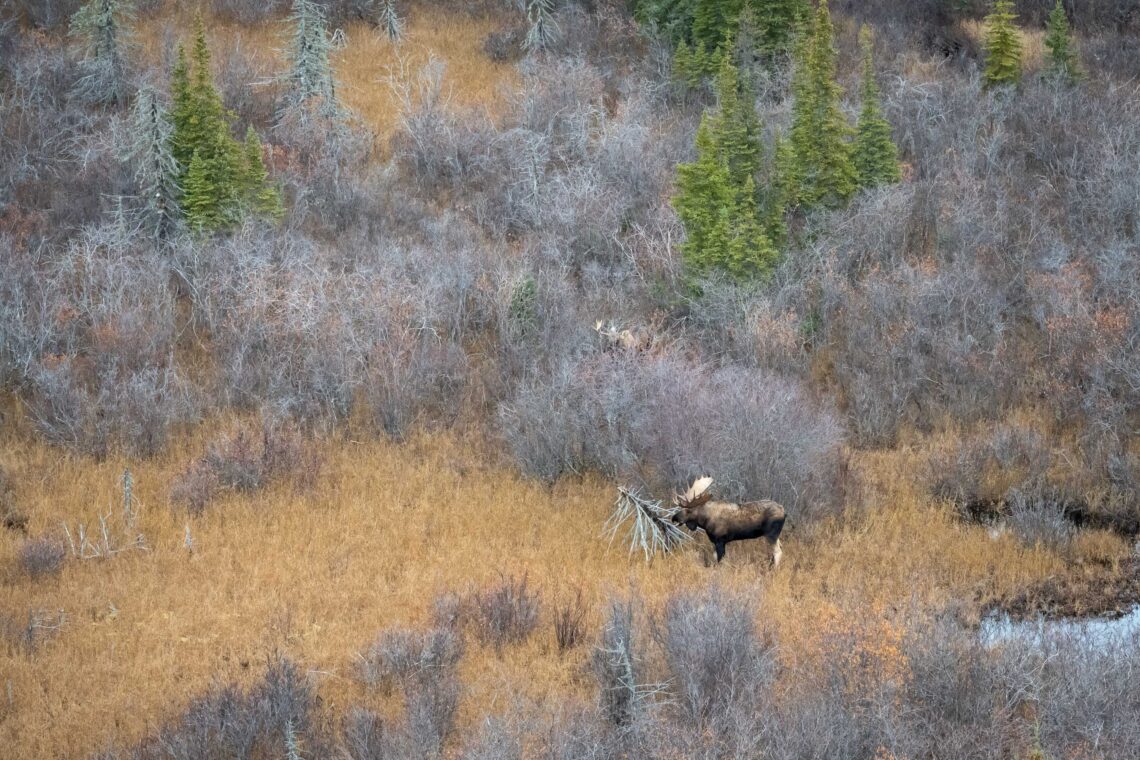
[606,487,691,562]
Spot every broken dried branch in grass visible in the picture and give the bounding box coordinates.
[606,487,691,563]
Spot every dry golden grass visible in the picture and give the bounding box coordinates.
[2,415,1113,758]
[333,9,518,141]
[135,3,518,146]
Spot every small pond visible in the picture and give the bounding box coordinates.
[980,605,1140,648]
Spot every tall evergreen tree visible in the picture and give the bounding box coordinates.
[753,0,810,58]
[380,0,404,42]
[171,16,237,177]
[182,149,222,231]
[675,115,735,270]
[673,93,779,280]
[284,0,339,116]
[724,175,779,279]
[69,0,133,106]
[790,0,856,208]
[170,46,193,169]
[238,126,284,221]
[524,0,560,53]
[691,0,743,52]
[1044,0,1080,83]
[765,133,796,248]
[176,16,242,224]
[982,0,1022,89]
[711,51,763,194]
[125,87,180,237]
[634,0,696,45]
[854,26,901,189]
[169,15,277,231]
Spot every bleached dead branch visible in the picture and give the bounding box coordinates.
[606,487,691,562]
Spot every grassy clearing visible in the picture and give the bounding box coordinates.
[1,421,1115,758]
[135,3,517,144]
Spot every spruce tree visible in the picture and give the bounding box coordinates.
[854,26,901,189]
[171,16,238,178]
[725,175,779,279]
[754,0,810,58]
[712,51,763,194]
[1044,0,1080,83]
[790,0,856,208]
[982,0,1022,89]
[182,149,221,231]
[674,111,779,279]
[524,0,560,54]
[380,0,404,42]
[69,0,133,106]
[634,0,696,45]
[765,133,796,248]
[691,0,743,52]
[125,87,180,237]
[674,114,737,272]
[170,46,193,169]
[169,15,269,231]
[238,126,284,221]
[284,0,340,116]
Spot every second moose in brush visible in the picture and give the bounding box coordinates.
[670,477,785,567]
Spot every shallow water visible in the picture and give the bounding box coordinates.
[980,605,1140,648]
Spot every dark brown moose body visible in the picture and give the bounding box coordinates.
[670,477,785,566]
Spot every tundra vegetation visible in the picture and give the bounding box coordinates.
[2,0,1140,757]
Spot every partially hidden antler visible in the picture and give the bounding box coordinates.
[673,476,713,509]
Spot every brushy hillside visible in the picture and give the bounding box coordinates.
[3,0,1140,757]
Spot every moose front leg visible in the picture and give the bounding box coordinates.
[712,539,726,563]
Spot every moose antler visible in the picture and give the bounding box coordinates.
[673,476,713,509]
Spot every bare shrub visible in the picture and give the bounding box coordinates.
[356,626,464,756]
[171,420,321,513]
[540,705,616,760]
[1006,490,1074,550]
[97,657,321,759]
[483,26,525,63]
[11,224,196,458]
[431,592,465,631]
[168,463,220,515]
[471,573,541,649]
[0,608,66,655]
[357,627,464,688]
[554,588,588,654]
[342,706,415,760]
[501,353,845,521]
[364,330,469,441]
[0,466,26,533]
[899,616,1041,758]
[591,599,658,730]
[16,536,66,579]
[928,425,1053,516]
[658,589,774,730]
[211,0,283,25]
[457,717,523,760]
[8,0,83,30]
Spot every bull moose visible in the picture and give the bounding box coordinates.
[670,477,785,567]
